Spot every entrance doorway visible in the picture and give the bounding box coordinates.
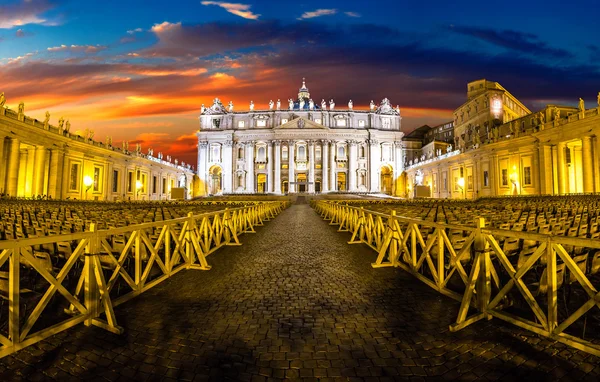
[337,172,346,191]
[257,174,267,193]
[315,180,321,193]
[296,173,307,192]
[282,180,288,193]
[209,165,222,194]
[380,165,393,194]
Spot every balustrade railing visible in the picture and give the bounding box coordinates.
[0,201,288,358]
[313,200,600,357]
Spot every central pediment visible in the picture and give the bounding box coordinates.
[276,117,328,130]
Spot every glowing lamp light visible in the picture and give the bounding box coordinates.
[83,175,93,189]
[136,180,143,191]
[457,177,465,189]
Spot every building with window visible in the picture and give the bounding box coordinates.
[404,79,600,199]
[0,103,196,201]
[196,79,404,195]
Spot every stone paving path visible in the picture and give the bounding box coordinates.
[2,204,600,381]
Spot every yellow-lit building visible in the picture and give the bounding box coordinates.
[0,101,196,201]
[404,80,600,199]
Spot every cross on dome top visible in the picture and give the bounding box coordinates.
[298,77,310,100]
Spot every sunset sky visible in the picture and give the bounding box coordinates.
[1,0,600,166]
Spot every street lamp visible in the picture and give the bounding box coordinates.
[135,180,143,200]
[457,177,465,199]
[83,175,93,200]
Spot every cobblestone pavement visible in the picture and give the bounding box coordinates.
[2,204,600,381]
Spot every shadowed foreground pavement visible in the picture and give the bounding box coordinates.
[1,204,600,381]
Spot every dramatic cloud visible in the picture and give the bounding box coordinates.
[47,44,108,54]
[0,0,56,29]
[449,25,573,59]
[201,2,260,20]
[344,11,360,18]
[297,9,337,20]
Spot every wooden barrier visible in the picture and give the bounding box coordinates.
[0,201,288,358]
[313,199,600,357]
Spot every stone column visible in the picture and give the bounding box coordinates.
[329,141,336,191]
[538,144,553,195]
[246,141,255,192]
[369,140,380,192]
[557,142,567,195]
[348,140,357,191]
[267,141,273,193]
[198,141,208,195]
[48,149,65,199]
[0,138,5,193]
[308,141,315,193]
[288,141,295,192]
[582,136,594,193]
[394,142,403,196]
[33,146,47,197]
[322,140,329,192]
[6,138,20,197]
[222,140,233,193]
[274,141,282,194]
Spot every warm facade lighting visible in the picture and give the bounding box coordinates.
[457,177,465,189]
[83,175,93,189]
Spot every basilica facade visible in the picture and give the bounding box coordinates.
[196,80,404,195]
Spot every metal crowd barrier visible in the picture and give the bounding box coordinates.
[312,200,600,357]
[0,201,289,358]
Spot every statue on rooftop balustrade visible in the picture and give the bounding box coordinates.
[89,130,94,140]
[309,99,314,110]
[288,98,294,110]
[58,117,64,130]
[200,104,205,114]
[554,107,560,121]
[18,101,24,115]
[249,100,254,111]
[0,92,5,108]
[43,111,50,129]
[276,99,281,110]
[299,98,305,109]
[348,100,353,110]
[65,120,71,133]
[370,100,375,111]
[329,99,335,110]
[474,129,481,145]
[321,99,326,109]
[269,100,274,110]
[579,98,585,112]
[539,111,545,125]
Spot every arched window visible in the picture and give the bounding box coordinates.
[316,146,321,160]
[238,147,244,159]
[359,146,365,158]
[298,145,306,160]
[338,145,345,158]
[282,146,288,160]
[257,146,266,161]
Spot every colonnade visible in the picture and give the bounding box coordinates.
[540,136,598,195]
